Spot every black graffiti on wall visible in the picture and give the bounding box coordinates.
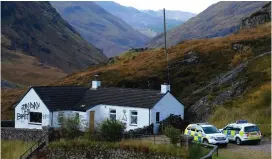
[17,102,40,120]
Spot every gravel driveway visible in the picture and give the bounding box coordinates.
[218,138,271,159]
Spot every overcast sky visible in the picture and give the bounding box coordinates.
[111,0,220,14]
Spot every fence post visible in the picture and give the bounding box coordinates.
[153,134,155,144]
[217,147,218,156]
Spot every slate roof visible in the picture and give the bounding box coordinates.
[32,86,89,111]
[75,87,166,110]
[17,86,166,111]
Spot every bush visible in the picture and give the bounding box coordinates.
[158,115,189,134]
[99,119,125,142]
[59,116,83,139]
[163,125,180,145]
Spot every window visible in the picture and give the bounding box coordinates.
[75,113,80,123]
[29,112,42,124]
[130,110,138,125]
[156,112,160,123]
[223,126,233,130]
[58,112,64,125]
[202,126,220,134]
[244,126,260,132]
[109,109,116,120]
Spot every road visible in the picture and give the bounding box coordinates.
[217,138,271,159]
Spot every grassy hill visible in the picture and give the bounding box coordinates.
[1,2,107,78]
[147,1,267,48]
[2,22,270,136]
[51,1,150,57]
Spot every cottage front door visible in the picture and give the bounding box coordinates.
[89,111,95,133]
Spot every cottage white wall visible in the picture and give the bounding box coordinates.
[51,111,87,130]
[86,105,150,131]
[150,92,184,124]
[15,88,50,129]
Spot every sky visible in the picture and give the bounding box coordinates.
[111,0,220,14]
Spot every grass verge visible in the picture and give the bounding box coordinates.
[1,140,33,159]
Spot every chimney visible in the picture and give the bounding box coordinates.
[91,75,101,89]
[161,83,170,94]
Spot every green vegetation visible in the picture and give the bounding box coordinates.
[99,119,125,142]
[1,140,33,159]
[49,138,211,159]
[59,116,82,139]
[209,54,271,136]
[163,125,180,145]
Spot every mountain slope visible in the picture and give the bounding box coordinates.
[95,1,195,37]
[147,1,267,48]
[2,21,270,123]
[142,9,196,21]
[51,1,149,57]
[1,1,107,75]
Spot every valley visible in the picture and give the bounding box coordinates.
[1,2,271,159]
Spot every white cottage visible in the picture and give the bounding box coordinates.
[14,81,184,131]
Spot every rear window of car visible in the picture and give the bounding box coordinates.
[244,126,259,132]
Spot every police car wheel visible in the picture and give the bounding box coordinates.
[235,137,242,145]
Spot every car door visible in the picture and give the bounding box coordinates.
[223,125,234,141]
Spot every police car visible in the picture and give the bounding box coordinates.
[220,120,262,145]
[184,123,228,146]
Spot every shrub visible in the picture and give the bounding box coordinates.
[158,115,189,134]
[99,119,125,142]
[59,116,83,139]
[163,125,180,145]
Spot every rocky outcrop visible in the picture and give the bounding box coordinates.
[241,2,271,29]
[1,80,19,89]
[187,52,271,122]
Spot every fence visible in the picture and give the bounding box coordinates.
[199,143,218,159]
[20,133,48,159]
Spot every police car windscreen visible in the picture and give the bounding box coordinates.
[202,126,220,134]
[244,126,259,132]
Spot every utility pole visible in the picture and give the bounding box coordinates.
[163,8,170,86]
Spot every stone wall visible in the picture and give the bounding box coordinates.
[1,127,46,141]
[47,148,182,159]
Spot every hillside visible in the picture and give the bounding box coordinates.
[1,2,107,74]
[2,21,271,138]
[95,1,195,37]
[142,9,196,21]
[147,1,267,48]
[50,1,149,57]
[241,2,271,28]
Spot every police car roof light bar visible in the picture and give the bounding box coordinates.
[196,123,209,125]
[236,120,248,124]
